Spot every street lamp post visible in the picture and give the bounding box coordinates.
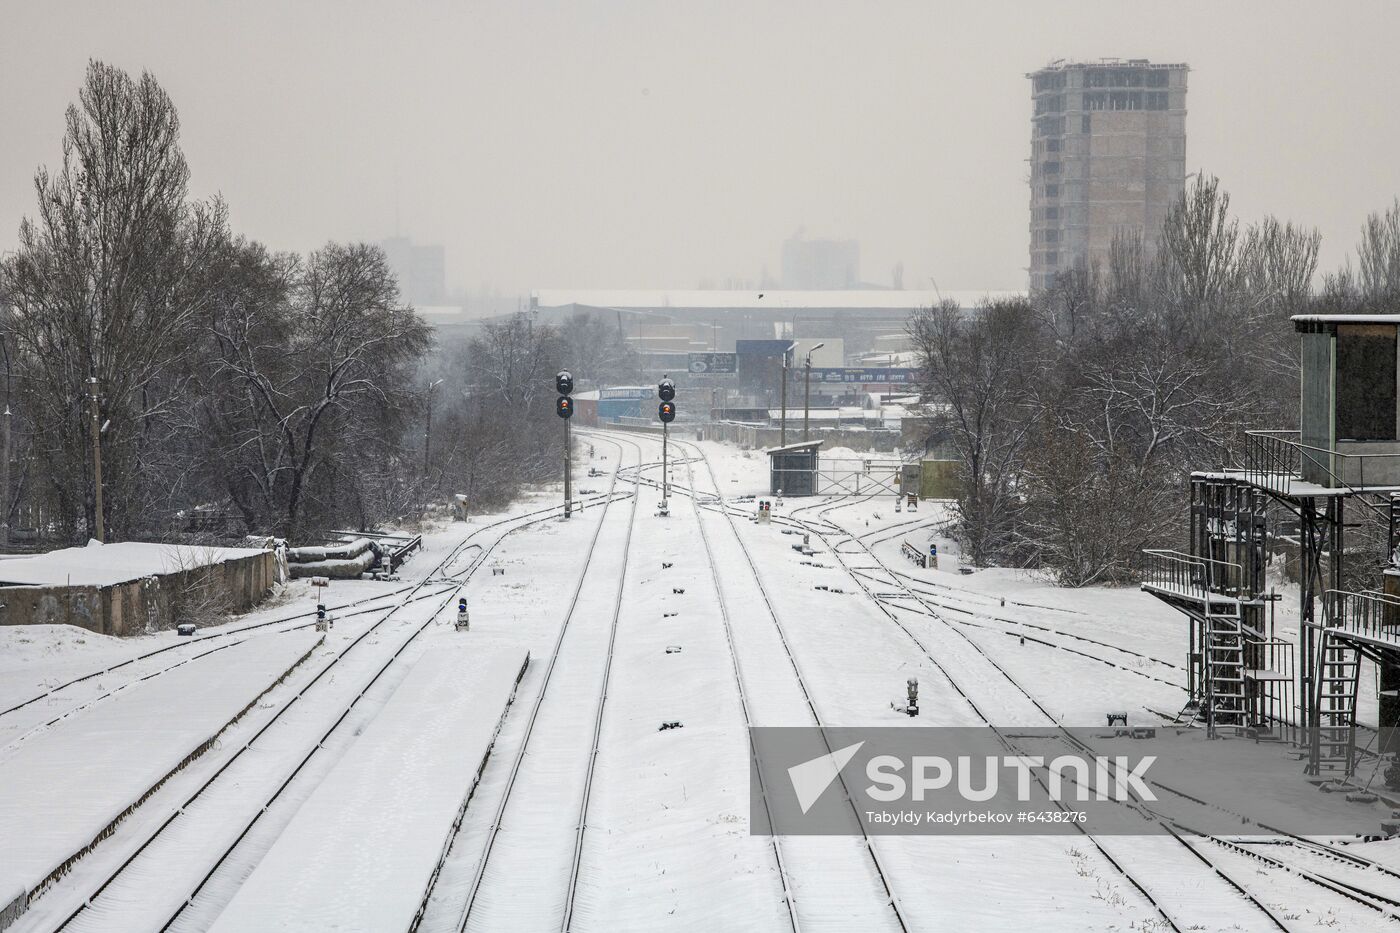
[778,341,796,446]
[87,376,104,542]
[803,343,825,442]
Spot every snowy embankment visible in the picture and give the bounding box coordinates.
[207,643,528,932]
[0,630,322,908]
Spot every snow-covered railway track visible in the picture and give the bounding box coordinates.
[0,495,617,735]
[0,584,462,762]
[446,434,642,933]
[766,484,1399,930]
[677,441,909,933]
[16,496,606,933]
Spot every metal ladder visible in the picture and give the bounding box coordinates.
[1204,603,1248,735]
[1312,632,1361,776]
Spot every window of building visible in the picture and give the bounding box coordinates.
[1045,230,1059,243]
[1335,324,1398,441]
[1147,92,1168,110]
[1082,114,1091,133]
[1046,207,1059,220]
[1146,70,1169,88]
[1045,251,1058,266]
[1045,184,1059,198]
[1044,161,1061,174]
[1108,91,1142,110]
[1046,138,1060,153]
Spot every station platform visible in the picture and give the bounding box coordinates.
[207,642,529,933]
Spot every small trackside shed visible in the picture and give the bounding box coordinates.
[766,440,822,496]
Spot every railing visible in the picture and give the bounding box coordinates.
[1323,589,1400,642]
[1244,429,1400,494]
[1141,548,1244,601]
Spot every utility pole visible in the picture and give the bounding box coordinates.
[0,404,10,549]
[87,376,104,542]
[423,379,442,476]
[803,343,825,443]
[0,334,10,549]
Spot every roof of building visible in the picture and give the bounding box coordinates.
[1292,314,1400,324]
[532,289,1023,313]
[0,541,267,588]
[1028,58,1189,76]
[765,440,824,456]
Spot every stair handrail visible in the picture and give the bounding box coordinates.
[1246,429,1400,494]
[1142,548,1242,601]
[1322,588,1400,640]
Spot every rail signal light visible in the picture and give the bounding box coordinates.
[658,401,675,423]
[556,371,574,396]
[658,378,675,402]
[557,396,574,419]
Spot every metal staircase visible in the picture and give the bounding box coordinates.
[1203,603,1248,734]
[1311,633,1361,775]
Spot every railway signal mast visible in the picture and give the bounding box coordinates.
[556,370,574,518]
[658,377,676,512]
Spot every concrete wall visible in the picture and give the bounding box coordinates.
[0,550,275,636]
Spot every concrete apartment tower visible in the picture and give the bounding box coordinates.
[1027,59,1188,292]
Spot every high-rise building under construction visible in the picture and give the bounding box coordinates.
[1027,59,1188,291]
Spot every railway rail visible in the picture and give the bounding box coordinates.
[16,475,628,933]
[678,440,910,932]
[765,471,1397,930]
[449,434,642,932]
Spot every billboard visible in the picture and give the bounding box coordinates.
[687,352,738,374]
[600,386,655,400]
[809,368,918,384]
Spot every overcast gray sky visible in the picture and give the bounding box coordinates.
[3,1,1398,296]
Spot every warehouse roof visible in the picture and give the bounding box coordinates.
[532,289,1022,313]
[0,541,268,588]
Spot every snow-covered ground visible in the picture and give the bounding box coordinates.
[1,429,1396,932]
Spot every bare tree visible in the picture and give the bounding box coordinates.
[1357,197,1400,303]
[1159,173,1239,313]
[0,61,228,541]
[201,242,430,539]
[909,298,1040,565]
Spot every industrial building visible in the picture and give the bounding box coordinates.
[530,288,1019,378]
[1027,59,1188,291]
